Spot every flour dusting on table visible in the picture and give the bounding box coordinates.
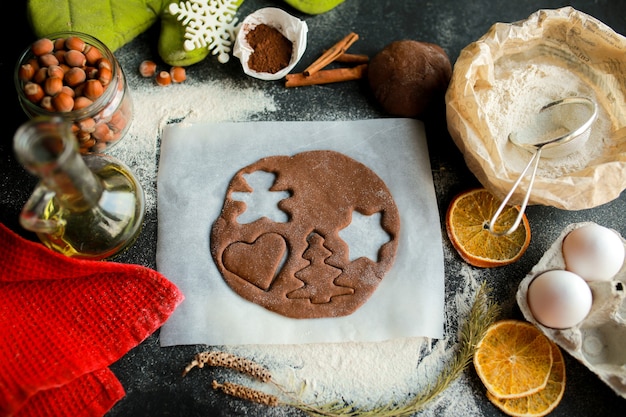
[224,262,482,415]
[107,79,277,211]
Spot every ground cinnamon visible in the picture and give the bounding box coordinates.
[246,24,293,74]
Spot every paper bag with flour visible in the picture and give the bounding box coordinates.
[446,6,626,210]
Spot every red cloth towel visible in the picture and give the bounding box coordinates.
[0,223,184,417]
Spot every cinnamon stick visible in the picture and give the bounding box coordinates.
[285,64,367,87]
[333,52,369,64]
[303,32,359,76]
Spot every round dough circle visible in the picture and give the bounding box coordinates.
[211,150,400,319]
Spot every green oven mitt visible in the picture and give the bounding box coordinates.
[26,0,242,67]
[27,0,168,52]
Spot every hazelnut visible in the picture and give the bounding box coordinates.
[77,117,96,132]
[97,58,112,72]
[91,141,108,153]
[92,122,112,140]
[155,71,171,86]
[40,96,55,112]
[64,67,86,87]
[79,138,96,153]
[109,109,128,132]
[44,76,63,96]
[53,38,66,51]
[19,34,125,151]
[47,65,65,79]
[170,66,186,83]
[38,53,59,67]
[65,36,86,52]
[84,45,103,65]
[61,85,75,97]
[18,63,36,82]
[52,92,75,112]
[83,79,104,100]
[84,66,99,79]
[77,133,93,146]
[25,58,40,74]
[54,50,66,65]
[73,96,93,110]
[74,83,85,97]
[31,38,54,56]
[98,67,112,86]
[64,50,87,68]
[33,67,48,84]
[24,82,44,103]
[74,123,87,136]
[139,60,157,77]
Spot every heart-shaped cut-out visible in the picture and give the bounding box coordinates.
[222,233,287,291]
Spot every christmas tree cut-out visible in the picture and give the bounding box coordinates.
[289,232,353,304]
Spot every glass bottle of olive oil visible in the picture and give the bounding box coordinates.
[13,116,145,260]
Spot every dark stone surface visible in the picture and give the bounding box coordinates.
[2,1,625,416]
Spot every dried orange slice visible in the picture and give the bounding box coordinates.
[445,188,530,268]
[474,320,553,399]
[487,339,566,417]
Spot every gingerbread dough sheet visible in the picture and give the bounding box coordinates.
[212,150,401,319]
[157,119,444,346]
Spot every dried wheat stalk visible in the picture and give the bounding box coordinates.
[182,350,272,382]
[212,380,279,406]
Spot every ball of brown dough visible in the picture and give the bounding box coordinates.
[368,40,452,117]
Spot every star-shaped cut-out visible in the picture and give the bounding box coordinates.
[339,211,391,262]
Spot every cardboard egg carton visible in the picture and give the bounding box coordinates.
[517,221,626,399]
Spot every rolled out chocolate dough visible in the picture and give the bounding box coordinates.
[210,150,400,319]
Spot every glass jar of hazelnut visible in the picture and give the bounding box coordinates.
[14,32,133,154]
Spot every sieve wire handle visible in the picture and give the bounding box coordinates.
[487,147,543,236]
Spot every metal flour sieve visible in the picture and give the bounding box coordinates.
[488,96,598,236]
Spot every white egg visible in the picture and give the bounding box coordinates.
[527,270,592,329]
[562,223,625,282]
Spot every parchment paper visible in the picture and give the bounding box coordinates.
[446,6,626,210]
[157,119,445,346]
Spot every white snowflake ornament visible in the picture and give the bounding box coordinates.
[168,0,242,64]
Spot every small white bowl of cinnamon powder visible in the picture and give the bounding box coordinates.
[234,7,308,80]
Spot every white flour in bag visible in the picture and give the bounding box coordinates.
[479,61,612,179]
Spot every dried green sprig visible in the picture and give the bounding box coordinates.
[183,282,499,416]
[282,281,500,417]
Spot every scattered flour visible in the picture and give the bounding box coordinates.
[226,261,484,415]
[107,80,277,211]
